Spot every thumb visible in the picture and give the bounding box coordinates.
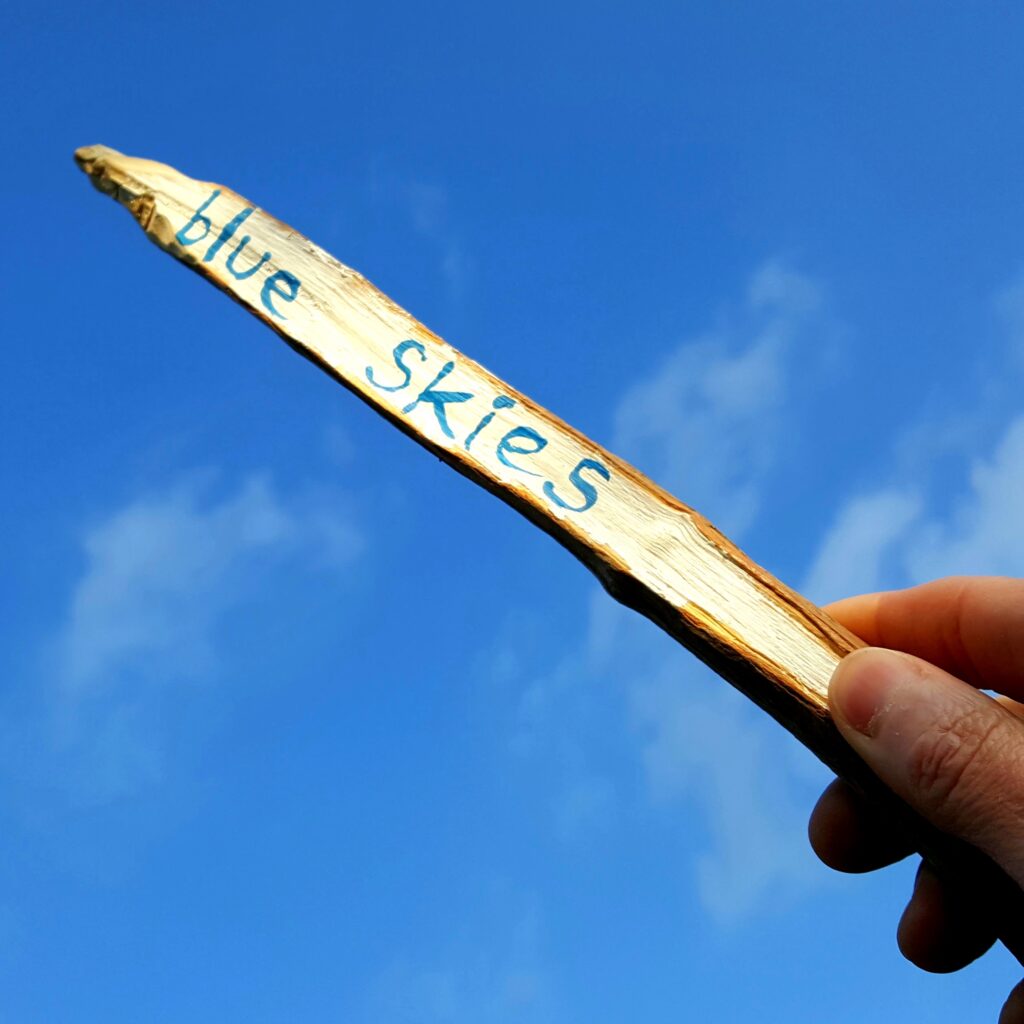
[830,647,1024,885]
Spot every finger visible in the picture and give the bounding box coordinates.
[809,778,915,872]
[830,647,1024,885]
[996,695,1024,721]
[825,576,1024,700]
[897,860,998,973]
[1002,978,1024,1024]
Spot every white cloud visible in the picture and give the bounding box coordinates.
[59,474,360,695]
[363,894,557,1024]
[494,260,840,922]
[483,258,1023,930]
[45,472,363,801]
[801,490,922,604]
[323,420,358,465]
[369,166,471,304]
[630,664,826,926]
[995,268,1024,364]
[804,414,1024,604]
[493,261,1024,925]
[406,182,449,235]
[505,644,618,842]
[909,415,1024,579]
[802,258,1024,604]
[405,181,471,299]
[610,261,838,919]
[614,259,827,536]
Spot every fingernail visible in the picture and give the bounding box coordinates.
[830,648,908,736]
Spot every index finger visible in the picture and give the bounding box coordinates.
[825,576,1024,699]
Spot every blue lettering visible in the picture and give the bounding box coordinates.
[260,269,301,319]
[496,426,547,476]
[543,458,610,512]
[204,206,254,263]
[366,340,427,392]
[175,189,221,247]
[465,395,516,450]
[175,196,302,319]
[401,361,473,438]
[225,236,272,280]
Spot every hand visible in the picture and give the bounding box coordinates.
[809,576,1024,1022]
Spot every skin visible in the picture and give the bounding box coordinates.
[810,576,1024,1022]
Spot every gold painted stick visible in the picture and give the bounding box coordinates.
[75,145,1024,958]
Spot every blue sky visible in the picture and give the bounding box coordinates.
[4,2,1024,1021]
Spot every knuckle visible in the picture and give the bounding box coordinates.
[905,706,1008,818]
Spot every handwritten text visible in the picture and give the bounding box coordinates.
[367,340,610,512]
[175,191,301,320]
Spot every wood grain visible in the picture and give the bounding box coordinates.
[75,145,1024,958]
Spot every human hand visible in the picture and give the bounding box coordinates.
[809,576,1024,1022]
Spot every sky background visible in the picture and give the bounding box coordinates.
[4,3,1024,1021]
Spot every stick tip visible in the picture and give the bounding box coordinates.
[73,145,145,210]
[74,144,118,176]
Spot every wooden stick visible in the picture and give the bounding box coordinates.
[75,145,1024,958]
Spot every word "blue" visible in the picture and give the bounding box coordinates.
[367,339,610,513]
[175,191,302,320]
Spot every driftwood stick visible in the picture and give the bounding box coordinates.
[75,145,1024,959]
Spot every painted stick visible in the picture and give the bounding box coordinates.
[75,145,1024,958]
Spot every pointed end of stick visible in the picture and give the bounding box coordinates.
[73,144,163,235]
[74,144,124,194]
[73,144,106,170]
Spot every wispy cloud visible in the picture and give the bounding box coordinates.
[995,267,1024,366]
[486,258,1024,926]
[802,490,922,604]
[803,255,1024,600]
[41,471,363,802]
[363,891,559,1024]
[601,261,838,922]
[406,181,471,302]
[369,165,472,304]
[630,660,823,926]
[809,413,1024,600]
[492,260,839,922]
[614,259,830,535]
[498,615,619,844]
[619,264,1024,920]
[909,415,1024,578]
